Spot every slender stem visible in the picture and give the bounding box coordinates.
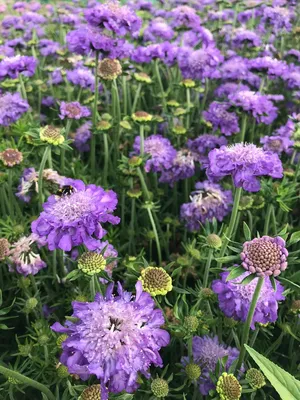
[122,76,128,116]
[0,365,55,400]
[155,60,166,113]
[186,88,191,129]
[140,124,145,156]
[203,249,213,288]
[60,120,72,174]
[132,83,142,113]
[147,207,162,265]
[218,187,242,267]
[236,277,264,371]
[263,203,272,235]
[91,51,99,179]
[137,167,151,201]
[38,146,50,210]
[240,114,248,143]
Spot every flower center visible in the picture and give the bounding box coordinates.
[51,191,92,222]
[246,241,281,272]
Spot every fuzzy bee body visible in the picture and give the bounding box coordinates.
[56,185,76,197]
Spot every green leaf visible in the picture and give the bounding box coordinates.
[245,345,300,400]
[215,255,240,264]
[243,222,251,241]
[226,266,245,282]
[172,287,190,295]
[279,277,300,293]
[239,273,256,286]
[288,231,300,246]
[270,276,277,292]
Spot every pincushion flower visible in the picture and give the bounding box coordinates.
[31,179,120,251]
[159,149,196,186]
[180,181,232,231]
[8,234,46,276]
[228,90,278,125]
[84,0,142,37]
[206,143,283,192]
[0,55,37,79]
[203,102,240,136]
[241,236,288,277]
[171,5,201,28]
[260,135,293,155]
[59,102,91,120]
[139,267,172,296]
[51,281,170,393]
[0,92,29,126]
[212,271,285,329]
[66,68,95,91]
[132,135,176,173]
[184,336,240,395]
[187,134,227,168]
[72,121,92,153]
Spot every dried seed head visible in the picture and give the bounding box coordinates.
[97,58,122,81]
[0,148,23,167]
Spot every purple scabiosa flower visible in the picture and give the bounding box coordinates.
[285,49,300,63]
[262,6,294,34]
[180,181,232,231]
[159,149,196,186]
[66,68,95,91]
[217,57,260,88]
[5,38,26,51]
[0,45,14,58]
[8,234,46,276]
[22,11,46,24]
[207,143,283,192]
[143,18,175,42]
[48,68,63,85]
[171,5,201,28]
[214,83,250,99]
[38,39,61,57]
[42,96,55,108]
[59,102,90,120]
[179,46,224,80]
[212,271,285,329]
[203,102,239,136]
[31,179,120,251]
[260,135,294,155]
[84,1,142,37]
[228,90,278,125]
[2,16,23,30]
[275,120,295,138]
[0,55,37,80]
[0,92,29,127]
[132,135,176,173]
[241,236,288,277]
[189,336,240,395]
[51,281,169,393]
[187,134,227,169]
[72,121,92,152]
[248,56,289,80]
[283,66,300,90]
[96,240,118,277]
[232,28,262,49]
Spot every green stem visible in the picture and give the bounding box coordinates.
[147,207,162,265]
[137,167,151,201]
[155,60,166,113]
[203,249,213,288]
[122,76,128,115]
[240,114,248,143]
[103,133,109,186]
[263,204,272,235]
[0,365,55,400]
[140,124,145,156]
[218,187,242,267]
[91,51,100,179]
[132,83,142,113]
[60,120,72,174]
[38,146,50,210]
[186,88,191,129]
[236,277,264,371]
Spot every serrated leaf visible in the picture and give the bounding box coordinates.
[245,345,300,400]
[226,266,245,281]
[288,231,300,246]
[243,222,252,241]
[239,273,256,286]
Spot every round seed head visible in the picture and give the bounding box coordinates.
[134,72,152,84]
[216,373,242,400]
[246,368,266,389]
[0,238,9,261]
[290,300,300,314]
[151,378,169,398]
[184,316,199,333]
[80,384,101,400]
[132,111,153,123]
[40,125,64,145]
[0,148,23,167]
[97,58,122,81]
[78,252,106,275]
[206,234,222,249]
[139,267,172,296]
[57,364,69,379]
[185,363,201,380]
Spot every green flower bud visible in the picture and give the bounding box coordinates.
[151,378,169,398]
[201,288,214,299]
[184,316,199,333]
[246,368,266,389]
[57,364,69,379]
[206,234,222,249]
[185,363,201,380]
[38,334,50,345]
[78,252,106,275]
[216,373,242,400]
[25,297,38,310]
[56,334,68,348]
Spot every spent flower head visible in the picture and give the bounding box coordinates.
[97,58,122,81]
[0,148,23,167]
[40,125,64,145]
[139,267,172,296]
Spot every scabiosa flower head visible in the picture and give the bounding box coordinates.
[241,236,288,277]
[216,373,242,400]
[72,121,92,152]
[212,271,285,329]
[187,134,227,169]
[0,148,23,167]
[190,336,240,395]
[151,379,169,398]
[31,179,120,251]
[232,28,262,49]
[206,233,222,249]
[16,167,38,202]
[215,83,250,99]
[51,281,170,393]
[67,68,95,91]
[134,72,152,84]
[97,58,122,81]
[207,143,283,192]
[229,90,278,125]
[139,267,172,296]
[59,102,91,120]
[78,252,106,275]
[0,238,9,261]
[246,368,266,389]
[132,111,152,123]
[171,5,201,28]
[180,181,232,231]
[144,18,174,42]
[0,92,29,126]
[260,135,293,155]
[132,135,176,173]
[248,56,289,80]
[203,102,239,136]
[185,363,201,381]
[80,385,102,400]
[0,55,37,79]
[85,0,142,37]
[262,6,294,34]
[8,234,46,276]
[40,126,64,146]
[159,149,196,186]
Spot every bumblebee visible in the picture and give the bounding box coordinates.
[56,185,76,197]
